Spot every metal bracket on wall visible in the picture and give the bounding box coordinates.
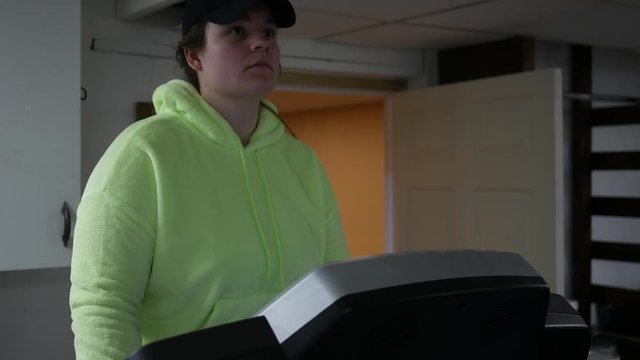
[563,92,640,104]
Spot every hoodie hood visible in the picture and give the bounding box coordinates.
[152,79,285,151]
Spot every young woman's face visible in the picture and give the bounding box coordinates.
[191,1,280,99]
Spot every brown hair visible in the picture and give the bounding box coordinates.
[175,21,207,91]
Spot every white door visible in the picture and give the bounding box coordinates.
[386,69,564,293]
[0,0,80,271]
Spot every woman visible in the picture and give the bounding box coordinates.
[69,0,349,359]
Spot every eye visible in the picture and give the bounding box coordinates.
[229,26,246,37]
[264,27,278,38]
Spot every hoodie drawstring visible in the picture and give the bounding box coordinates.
[256,151,285,290]
[239,150,272,278]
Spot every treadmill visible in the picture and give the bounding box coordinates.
[128,250,590,360]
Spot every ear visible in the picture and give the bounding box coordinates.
[184,48,203,71]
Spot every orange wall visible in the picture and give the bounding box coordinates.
[281,102,386,258]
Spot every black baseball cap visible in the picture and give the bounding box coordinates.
[182,0,296,36]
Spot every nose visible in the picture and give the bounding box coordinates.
[251,34,272,53]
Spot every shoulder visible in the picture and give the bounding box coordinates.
[122,113,192,147]
[84,114,189,193]
[269,135,332,191]
[101,112,205,164]
[278,134,323,166]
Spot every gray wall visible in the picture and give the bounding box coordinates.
[0,268,73,360]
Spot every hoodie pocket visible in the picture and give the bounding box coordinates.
[206,292,280,327]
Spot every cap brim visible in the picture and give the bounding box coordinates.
[202,0,296,28]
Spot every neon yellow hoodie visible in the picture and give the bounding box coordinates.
[69,79,349,360]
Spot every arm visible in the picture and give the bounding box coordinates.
[70,145,157,360]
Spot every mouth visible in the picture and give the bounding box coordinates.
[246,61,273,71]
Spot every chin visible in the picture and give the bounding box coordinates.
[249,82,277,96]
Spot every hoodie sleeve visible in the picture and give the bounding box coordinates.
[320,167,350,262]
[70,139,157,360]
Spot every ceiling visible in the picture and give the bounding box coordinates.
[119,0,640,114]
[127,0,640,52]
[283,0,640,51]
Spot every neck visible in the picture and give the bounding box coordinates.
[201,89,261,146]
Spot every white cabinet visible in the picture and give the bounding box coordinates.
[0,0,80,271]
